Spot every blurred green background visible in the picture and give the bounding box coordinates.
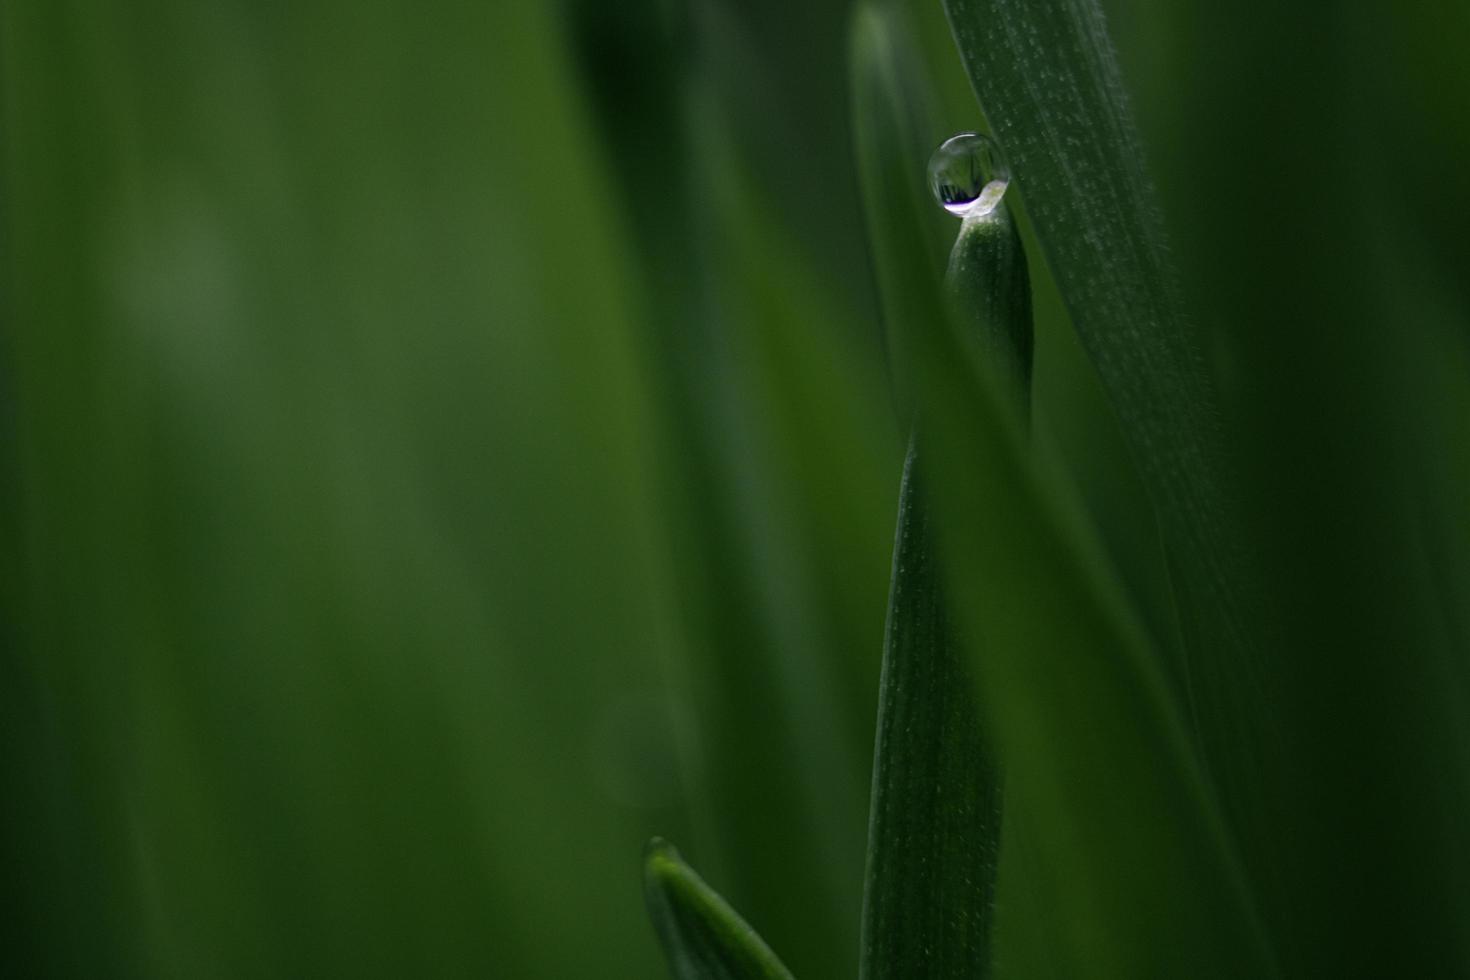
[3,1,1468,977]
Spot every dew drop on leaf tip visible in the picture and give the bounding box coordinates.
[928,133,1010,218]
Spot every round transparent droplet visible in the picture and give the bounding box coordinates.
[928,133,1010,216]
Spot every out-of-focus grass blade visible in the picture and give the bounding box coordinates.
[849,3,949,425]
[940,0,1269,804]
[0,4,697,977]
[675,74,901,977]
[644,839,797,980]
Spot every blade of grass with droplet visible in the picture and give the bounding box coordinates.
[851,11,1005,977]
[850,6,1275,974]
[644,839,797,980]
[939,0,1271,813]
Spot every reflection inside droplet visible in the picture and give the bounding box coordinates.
[928,133,1010,218]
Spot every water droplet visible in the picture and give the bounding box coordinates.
[928,133,1010,217]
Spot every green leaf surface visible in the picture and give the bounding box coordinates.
[851,12,1002,977]
[939,0,1270,803]
[644,839,797,980]
[944,204,1034,414]
[850,7,1275,975]
[853,19,1035,974]
[910,274,1277,980]
[859,434,1002,980]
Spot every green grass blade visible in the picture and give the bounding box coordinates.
[939,0,1269,797]
[945,198,1034,414]
[850,8,1275,973]
[858,204,1030,980]
[644,839,797,980]
[853,11,1004,976]
[858,434,1003,980]
[909,285,1277,979]
[854,11,1051,978]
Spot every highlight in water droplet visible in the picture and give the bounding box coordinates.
[928,133,1010,218]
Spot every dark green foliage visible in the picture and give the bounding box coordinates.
[846,9,1274,974]
[902,247,1278,978]
[938,0,1269,781]
[3,1,1469,978]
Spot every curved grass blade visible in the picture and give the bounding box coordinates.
[643,838,796,980]
[945,194,1034,415]
[853,10,1032,978]
[851,7,1276,974]
[909,265,1278,979]
[940,0,1271,808]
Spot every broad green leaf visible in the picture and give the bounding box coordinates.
[644,839,797,980]
[850,7,1275,975]
[909,258,1277,979]
[940,0,1272,815]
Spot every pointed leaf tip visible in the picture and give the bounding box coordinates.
[642,838,796,980]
